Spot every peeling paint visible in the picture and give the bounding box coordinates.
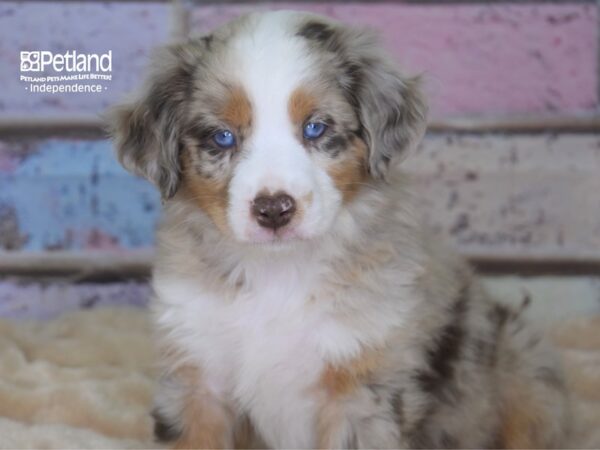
[0,202,28,250]
[0,139,159,251]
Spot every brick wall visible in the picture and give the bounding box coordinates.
[0,0,599,274]
[1,2,596,118]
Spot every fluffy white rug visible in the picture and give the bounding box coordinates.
[0,308,157,449]
[0,307,598,449]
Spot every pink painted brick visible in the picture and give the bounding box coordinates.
[0,2,170,117]
[406,133,600,259]
[190,3,598,117]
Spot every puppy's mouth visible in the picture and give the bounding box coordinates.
[246,225,307,245]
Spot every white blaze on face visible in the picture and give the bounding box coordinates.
[225,13,342,244]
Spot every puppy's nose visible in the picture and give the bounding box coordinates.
[252,193,296,230]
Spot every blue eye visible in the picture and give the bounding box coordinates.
[303,122,327,140]
[213,130,236,148]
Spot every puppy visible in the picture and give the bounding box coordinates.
[109,11,571,449]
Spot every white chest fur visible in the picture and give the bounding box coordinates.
[153,257,360,448]
[153,241,418,448]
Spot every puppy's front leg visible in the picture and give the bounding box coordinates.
[317,361,404,449]
[318,387,404,449]
[152,365,235,449]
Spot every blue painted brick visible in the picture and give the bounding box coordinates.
[0,139,160,251]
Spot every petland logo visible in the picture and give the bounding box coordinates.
[19,50,112,94]
[20,50,112,72]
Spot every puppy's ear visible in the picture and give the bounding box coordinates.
[298,19,427,179]
[106,42,198,199]
[352,55,427,179]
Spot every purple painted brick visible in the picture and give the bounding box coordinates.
[0,1,170,117]
[0,280,150,320]
[190,2,598,117]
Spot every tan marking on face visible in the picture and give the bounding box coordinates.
[288,87,318,125]
[302,191,314,206]
[326,137,369,203]
[219,85,252,131]
[170,365,233,450]
[181,152,230,235]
